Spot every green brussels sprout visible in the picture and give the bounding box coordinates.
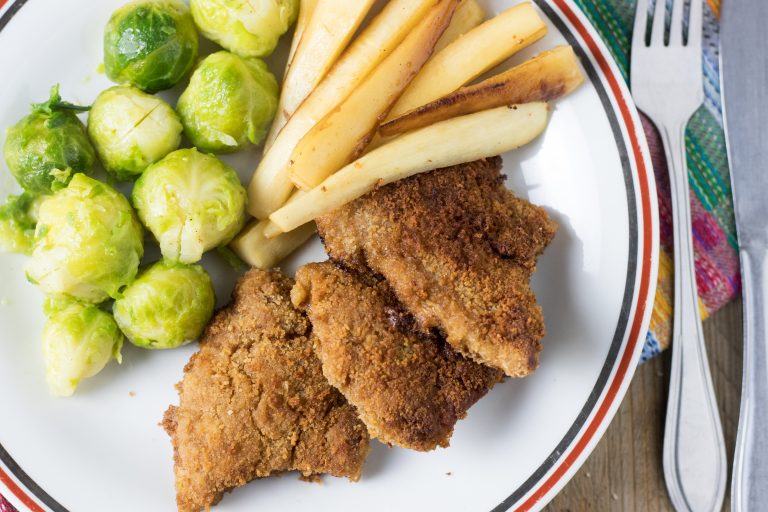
[113,259,215,349]
[132,148,246,263]
[177,51,278,153]
[0,192,42,255]
[26,174,144,303]
[88,86,182,180]
[104,0,198,93]
[3,85,95,195]
[42,299,123,397]
[190,0,298,58]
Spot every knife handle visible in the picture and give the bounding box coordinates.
[732,248,768,512]
[659,122,727,512]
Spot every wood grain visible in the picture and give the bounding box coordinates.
[546,300,743,511]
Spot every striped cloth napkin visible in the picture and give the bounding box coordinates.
[573,0,739,361]
[0,0,737,510]
[0,497,12,512]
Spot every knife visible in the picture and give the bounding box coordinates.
[720,2,768,510]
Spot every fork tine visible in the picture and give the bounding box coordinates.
[633,0,649,48]
[650,0,667,46]
[669,0,684,45]
[688,0,703,48]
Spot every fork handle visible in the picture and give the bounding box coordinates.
[659,122,727,512]
[732,247,768,512]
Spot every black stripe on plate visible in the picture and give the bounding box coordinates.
[492,1,640,510]
[0,443,68,512]
[0,0,28,33]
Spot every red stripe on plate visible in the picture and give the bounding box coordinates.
[0,468,45,512]
[513,1,655,510]
[0,0,9,13]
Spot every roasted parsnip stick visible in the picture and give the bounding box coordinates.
[265,0,376,148]
[380,45,584,136]
[387,2,547,121]
[230,219,316,269]
[247,0,441,219]
[289,0,460,190]
[433,0,486,53]
[270,103,550,233]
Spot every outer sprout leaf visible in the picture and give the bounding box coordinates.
[0,192,41,255]
[31,85,91,115]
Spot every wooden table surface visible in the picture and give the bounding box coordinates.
[546,299,744,511]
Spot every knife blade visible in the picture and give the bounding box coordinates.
[720,2,768,511]
[721,0,768,244]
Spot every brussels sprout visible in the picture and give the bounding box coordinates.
[190,0,298,58]
[113,259,215,349]
[177,51,278,153]
[26,174,144,303]
[3,85,95,195]
[0,192,42,255]
[88,86,182,180]
[42,300,123,397]
[104,0,198,93]
[132,148,246,263]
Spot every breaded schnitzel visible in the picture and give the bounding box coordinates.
[292,262,503,451]
[316,157,557,377]
[162,269,369,512]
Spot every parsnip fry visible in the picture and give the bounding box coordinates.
[381,45,584,137]
[247,0,440,220]
[433,0,486,53]
[266,0,376,148]
[265,0,316,151]
[263,190,307,238]
[285,0,318,73]
[230,219,316,269]
[289,0,460,191]
[270,103,550,233]
[262,220,285,240]
[386,2,547,121]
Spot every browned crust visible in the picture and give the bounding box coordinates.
[316,157,558,377]
[379,45,584,137]
[293,262,503,451]
[163,269,369,512]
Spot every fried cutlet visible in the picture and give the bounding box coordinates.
[292,262,503,451]
[316,157,558,377]
[162,269,369,512]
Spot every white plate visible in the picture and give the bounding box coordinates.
[0,1,658,511]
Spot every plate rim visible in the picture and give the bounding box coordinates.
[497,1,659,510]
[0,0,659,511]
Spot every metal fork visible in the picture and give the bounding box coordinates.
[630,1,727,511]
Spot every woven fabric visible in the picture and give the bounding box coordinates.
[573,0,739,362]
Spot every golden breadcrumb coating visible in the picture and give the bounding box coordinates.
[163,269,369,512]
[293,262,503,451]
[316,157,557,377]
